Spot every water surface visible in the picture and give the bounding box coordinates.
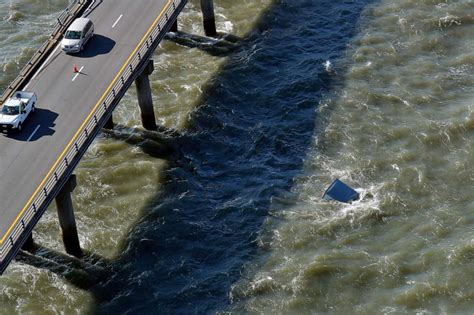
[1,0,474,314]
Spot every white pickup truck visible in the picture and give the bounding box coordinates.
[0,91,37,132]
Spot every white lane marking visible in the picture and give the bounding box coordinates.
[27,125,40,142]
[112,14,123,28]
[72,66,84,81]
[31,44,61,81]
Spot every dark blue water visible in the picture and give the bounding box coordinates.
[91,1,372,313]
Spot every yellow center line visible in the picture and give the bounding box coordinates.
[1,0,172,245]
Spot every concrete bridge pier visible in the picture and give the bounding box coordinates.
[21,233,35,252]
[104,115,114,129]
[170,20,178,32]
[201,0,217,37]
[135,59,157,130]
[55,174,82,258]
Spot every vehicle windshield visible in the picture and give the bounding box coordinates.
[1,105,19,116]
[64,30,82,40]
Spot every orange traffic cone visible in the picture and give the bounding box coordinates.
[73,64,79,73]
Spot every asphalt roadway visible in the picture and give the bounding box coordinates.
[0,0,171,248]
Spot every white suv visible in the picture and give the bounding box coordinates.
[61,17,94,53]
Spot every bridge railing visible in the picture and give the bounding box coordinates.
[0,0,92,105]
[1,0,187,265]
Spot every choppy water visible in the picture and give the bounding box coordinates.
[1,0,474,314]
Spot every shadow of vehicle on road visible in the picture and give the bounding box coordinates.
[4,107,58,141]
[74,34,116,58]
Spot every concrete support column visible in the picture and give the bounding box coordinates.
[104,114,114,129]
[55,174,82,258]
[201,0,217,37]
[22,233,35,252]
[170,20,178,32]
[135,60,157,130]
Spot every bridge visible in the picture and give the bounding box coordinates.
[0,0,218,274]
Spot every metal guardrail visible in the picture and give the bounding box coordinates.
[0,0,187,266]
[0,0,92,105]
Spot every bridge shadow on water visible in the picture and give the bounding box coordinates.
[102,126,176,158]
[165,31,242,57]
[19,1,372,313]
[17,246,110,290]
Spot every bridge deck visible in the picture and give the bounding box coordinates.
[0,0,181,272]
